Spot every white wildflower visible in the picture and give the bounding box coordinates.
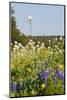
[59,49,62,54]
[20,49,23,53]
[37,48,41,54]
[49,51,53,55]
[55,38,57,41]
[51,52,53,55]
[48,40,51,43]
[18,43,22,48]
[58,42,60,45]
[37,41,40,44]
[30,39,33,43]
[14,44,19,50]
[60,37,63,41]
[17,52,21,56]
[21,53,23,57]
[14,41,17,44]
[41,42,45,48]
[55,45,58,48]
[13,47,16,52]
[33,41,35,45]
[48,46,51,49]
[37,44,39,48]
[25,45,29,49]
[28,41,33,46]
[57,47,59,50]
[42,42,44,46]
[55,51,58,54]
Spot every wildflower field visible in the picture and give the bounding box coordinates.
[10,36,65,97]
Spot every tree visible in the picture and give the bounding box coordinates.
[10,7,21,42]
[10,7,30,46]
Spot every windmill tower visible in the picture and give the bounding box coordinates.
[25,16,32,35]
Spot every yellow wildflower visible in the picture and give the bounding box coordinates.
[41,83,46,89]
[59,64,64,70]
[28,68,31,72]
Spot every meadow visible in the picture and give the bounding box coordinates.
[10,36,65,97]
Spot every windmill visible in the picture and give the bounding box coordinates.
[25,16,32,35]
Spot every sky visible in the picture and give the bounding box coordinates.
[11,2,64,36]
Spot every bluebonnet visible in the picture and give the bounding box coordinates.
[12,81,17,92]
[61,72,64,80]
[43,69,51,88]
[43,71,49,82]
[55,67,64,80]
[54,68,64,84]
[57,69,61,77]
[58,72,64,80]
[55,67,60,75]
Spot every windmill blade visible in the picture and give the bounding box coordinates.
[27,16,32,21]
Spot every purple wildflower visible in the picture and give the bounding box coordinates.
[54,68,64,81]
[12,81,17,92]
[58,72,64,80]
[43,71,49,81]
[57,70,61,76]
[55,68,60,75]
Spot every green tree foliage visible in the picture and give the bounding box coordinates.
[10,7,20,43]
[10,7,29,46]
